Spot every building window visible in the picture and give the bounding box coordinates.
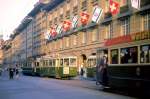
[91,0,98,6]
[66,11,70,19]
[107,22,113,39]
[82,32,86,44]
[92,29,98,42]
[59,14,63,22]
[81,0,87,11]
[142,12,150,31]
[120,46,138,64]
[73,6,78,15]
[140,44,150,63]
[110,49,118,64]
[121,17,130,35]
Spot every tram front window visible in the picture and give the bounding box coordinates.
[140,45,150,63]
[121,47,138,64]
[110,49,118,64]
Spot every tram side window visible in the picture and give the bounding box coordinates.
[70,58,76,66]
[60,59,63,66]
[140,45,150,63]
[121,47,138,64]
[110,49,118,64]
[49,60,52,67]
[64,58,69,66]
[52,59,56,66]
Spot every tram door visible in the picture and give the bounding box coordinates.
[96,49,108,85]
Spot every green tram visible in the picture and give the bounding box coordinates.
[86,56,97,78]
[97,38,150,95]
[22,56,77,78]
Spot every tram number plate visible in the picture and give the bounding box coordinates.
[63,67,69,74]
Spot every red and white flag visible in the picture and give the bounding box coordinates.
[109,0,120,15]
[63,20,71,32]
[50,27,57,37]
[131,0,140,9]
[80,12,90,25]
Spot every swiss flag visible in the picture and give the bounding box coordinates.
[50,27,57,37]
[80,12,90,25]
[63,20,71,32]
[109,0,120,15]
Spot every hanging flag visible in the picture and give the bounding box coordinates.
[92,6,103,23]
[72,16,78,28]
[131,0,140,9]
[109,0,120,15]
[80,12,90,25]
[63,20,71,32]
[56,24,62,34]
[50,27,57,37]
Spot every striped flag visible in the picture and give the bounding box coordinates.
[131,0,140,9]
[72,16,78,28]
[56,24,62,34]
[92,6,103,23]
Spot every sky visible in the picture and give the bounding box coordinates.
[0,0,38,40]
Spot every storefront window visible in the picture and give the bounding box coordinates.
[121,47,138,64]
[140,45,150,63]
[110,49,118,64]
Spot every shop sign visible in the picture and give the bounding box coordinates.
[105,35,132,46]
[131,31,150,41]
[63,67,69,74]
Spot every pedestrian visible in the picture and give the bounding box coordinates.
[15,65,19,79]
[96,54,108,87]
[80,63,84,76]
[101,55,108,86]
[9,67,14,79]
